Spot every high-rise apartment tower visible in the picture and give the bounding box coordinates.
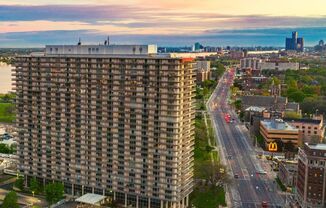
[14,43,195,208]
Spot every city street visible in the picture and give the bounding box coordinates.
[207,68,285,208]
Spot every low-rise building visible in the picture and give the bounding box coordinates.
[258,61,299,71]
[196,69,211,83]
[241,95,287,112]
[296,143,326,208]
[229,51,245,59]
[246,108,283,137]
[285,115,325,143]
[241,95,300,115]
[196,61,210,71]
[196,61,211,83]
[260,119,302,149]
[278,161,297,188]
[240,58,262,70]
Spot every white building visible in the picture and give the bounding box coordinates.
[258,61,299,71]
[46,44,158,55]
[240,58,262,70]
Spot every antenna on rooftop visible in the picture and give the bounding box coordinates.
[104,36,110,46]
[77,38,81,45]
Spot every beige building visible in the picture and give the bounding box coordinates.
[14,43,195,208]
[260,119,302,149]
[196,69,210,83]
[285,115,325,143]
[196,61,211,83]
[196,61,210,71]
[258,61,299,71]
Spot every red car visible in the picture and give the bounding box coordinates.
[261,201,268,208]
[224,113,231,123]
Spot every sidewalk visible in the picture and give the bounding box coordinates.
[0,175,16,186]
[0,188,47,207]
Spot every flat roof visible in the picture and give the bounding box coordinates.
[75,193,106,205]
[261,119,298,131]
[17,53,174,59]
[284,118,322,125]
[245,106,266,112]
[306,143,326,151]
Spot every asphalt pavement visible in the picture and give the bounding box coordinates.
[207,69,285,208]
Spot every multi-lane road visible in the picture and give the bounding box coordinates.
[207,68,285,208]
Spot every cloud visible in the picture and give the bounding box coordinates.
[1,4,326,35]
[0,5,147,22]
[1,3,326,47]
[1,27,325,47]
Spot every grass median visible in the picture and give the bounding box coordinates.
[191,113,226,208]
[0,103,15,123]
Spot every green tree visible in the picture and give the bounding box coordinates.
[0,143,14,154]
[272,76,281,85]
[287,79,298,89]
[14,176,24,190]
[302,85,316,96]
[2,191,19,208]
[30,177,41,194]
[203,87,209,98]
[288,90,305,102]
[234,100,242,111]
[284,111,302,119]
[45,182,64,205]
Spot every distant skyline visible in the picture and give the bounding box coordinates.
[1,0,326,47]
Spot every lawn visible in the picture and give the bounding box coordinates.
[194,115,214,178]
[190,186,226,208]
[192,89,226,207]
[0,103,15,123]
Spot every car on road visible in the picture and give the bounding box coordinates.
[234,174,239,178]
[256,170,267,175]
[261,201,268,208]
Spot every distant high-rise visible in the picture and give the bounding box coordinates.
[15,43,195,208]
[285,31,304,52]
[319,40,324,47]
[192,42,203,52]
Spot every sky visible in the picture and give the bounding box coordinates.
[1,0,326,47]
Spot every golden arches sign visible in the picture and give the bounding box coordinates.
[268,142,278,152]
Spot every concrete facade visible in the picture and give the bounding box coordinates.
[258,62,299,71]
[14,45,195,208]
[285,116,325,144]
[260,119,301,149]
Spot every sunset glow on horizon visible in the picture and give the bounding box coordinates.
[1,0,326,46]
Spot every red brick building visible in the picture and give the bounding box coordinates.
[296,143,326,208]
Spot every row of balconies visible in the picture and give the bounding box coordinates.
[14,72,194,82]
[13,80,179,89]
